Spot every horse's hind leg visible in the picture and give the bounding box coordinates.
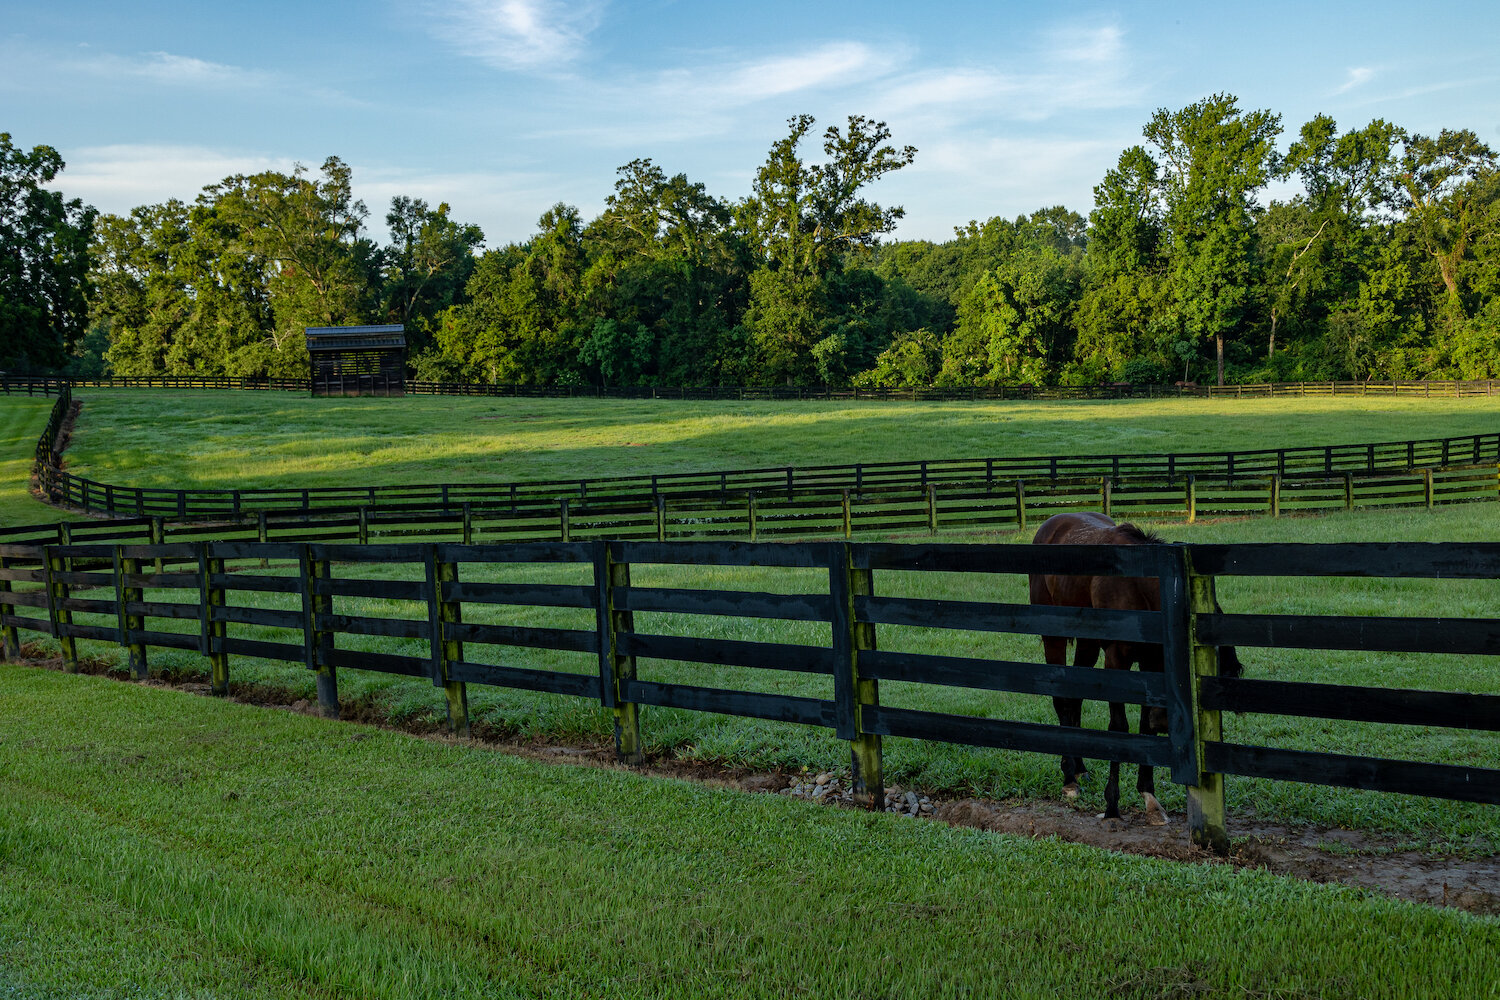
[1102,697,1128,820]
[1137,704,1167,826]
[1044,637,1090,795]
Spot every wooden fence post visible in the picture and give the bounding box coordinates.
[427,546,469,736]
[462,503,473,545]
[1344,473,1354,511]
[1100,477,1111,517]
[829,543,881,808]
[1269,475,1281,517]
[116,546,146,679]
[202,546,228,696]
[302,545,338,718]
[655,494,667,542]
[841,489,852,539]
[596,541,640,763]
[1186,475,1197,524]
[1183,547,1228,854]
[257,511,269,568]
[1424,468,1434,509]
[747,492,758,542]
[560,499,571,543]
[926,485,938,535]
[151,517,165,574]
[0,554,19,660]
[45,546,76,671]
[1014,480,1027,532]
[358,507,369,545]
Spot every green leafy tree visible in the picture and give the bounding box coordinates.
[382,197,484,356]
[1394,129,1498,317]
[1145,94,1282,385]
[0,133,96,371]
[739,115,915,383]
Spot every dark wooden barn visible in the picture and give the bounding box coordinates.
[305,325,407,397]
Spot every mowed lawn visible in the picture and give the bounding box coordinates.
[6,389,1500,847]
[2,665,1495,1000]
[0,396,59,526]
[56,388,1500,491]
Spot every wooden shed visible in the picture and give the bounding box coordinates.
[305,324,407,397]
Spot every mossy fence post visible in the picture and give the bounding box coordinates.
[829,542,881,808]
[302,545,338,718]
[202,546,228,695]
[44,545,76,671]
[597,541,640,764]
[427,546,468,736]
[1183,547,1228,854]
[115,546,146,679]
[0,553,19,660]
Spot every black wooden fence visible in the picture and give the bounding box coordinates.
[23,383,1500,524]
[3,537,1497,854]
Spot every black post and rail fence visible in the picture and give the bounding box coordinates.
[2,537,1497,856]
[16,384,1500,542]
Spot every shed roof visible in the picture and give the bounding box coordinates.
[305,324,407,352]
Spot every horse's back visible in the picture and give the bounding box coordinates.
[1031,511,1121,548]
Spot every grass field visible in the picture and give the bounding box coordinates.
[4,389,1500,995]
[6,390,1500,848]
[2,664,1495,1000]
[54,389,1500,492]
[0,397,57,526]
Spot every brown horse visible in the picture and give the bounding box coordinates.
[1029,511,1241,825]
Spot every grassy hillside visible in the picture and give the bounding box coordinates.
[0,397,60,527]
[59,389,1500,490]
[2,665,1494,1000]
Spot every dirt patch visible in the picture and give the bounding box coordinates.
[10,651,1498,916]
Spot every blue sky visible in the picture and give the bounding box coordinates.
[4,1,1497,247]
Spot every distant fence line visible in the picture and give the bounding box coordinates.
[17,384,1500,528]
[2,536,1497,855]
[6,374,1500,401]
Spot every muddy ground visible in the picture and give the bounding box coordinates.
[16,649,1498,918]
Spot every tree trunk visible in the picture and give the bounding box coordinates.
[1216,334,1225,386]
[1268,309,1277,359]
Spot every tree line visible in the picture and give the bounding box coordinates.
[4,94,1497,386]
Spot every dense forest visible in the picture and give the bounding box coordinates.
[4,94,1498,386]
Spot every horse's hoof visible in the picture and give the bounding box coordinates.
[1143,793,1169,826]
[1063,783,1080,799]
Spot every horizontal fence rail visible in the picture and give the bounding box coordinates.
[2,538,1497,855]
[20,383,1500,528]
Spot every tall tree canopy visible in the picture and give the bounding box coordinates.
[35,98,1500,386]
[0,134,96,371]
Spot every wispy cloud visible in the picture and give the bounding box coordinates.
[526,40,899,146]
[876,24,1139,121]
[1333,66,1376,95]
[48,144,297,212]
[64,50,277,90]
[425,0,606,73]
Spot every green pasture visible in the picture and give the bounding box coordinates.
[14,501,1500,854]
[0,397,56,526]
[5,390,1500,848]
[1,665,1494,1000]
[54,388,1500,492]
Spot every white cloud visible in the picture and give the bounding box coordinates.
[1333,66,1376,95]
[61,49,276,90]
[425,0,606,72]
[48,145,298,213]
[876,23,1139,121]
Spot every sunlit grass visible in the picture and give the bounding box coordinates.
[0,397,58,527]
[1,665,1495,999]
[60,389,1500,491]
